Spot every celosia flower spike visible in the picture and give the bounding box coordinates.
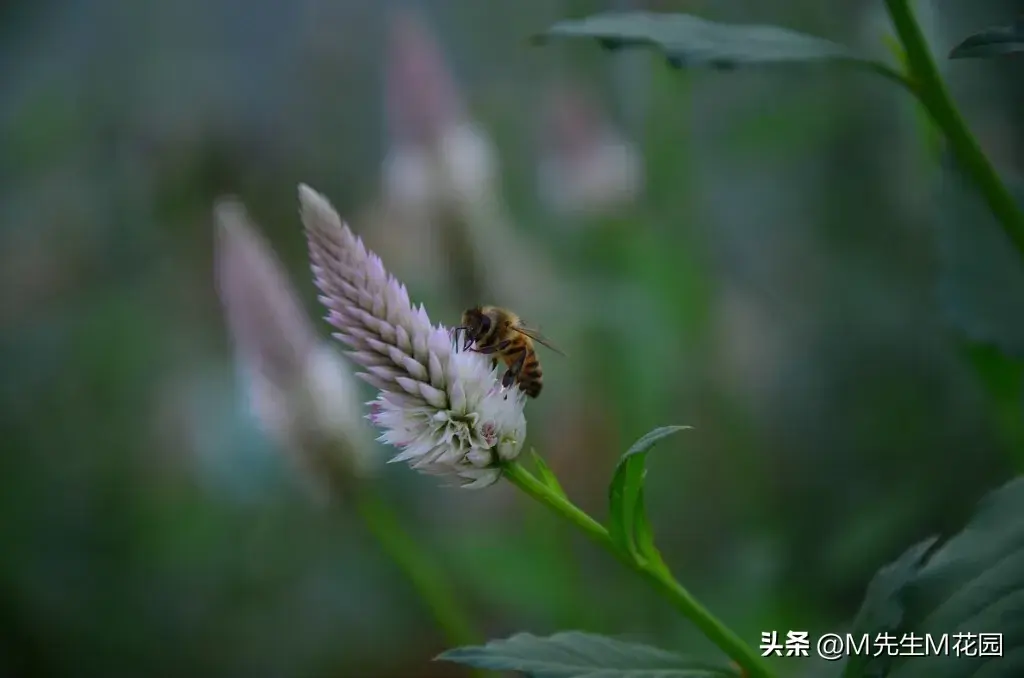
[299,184,526,488]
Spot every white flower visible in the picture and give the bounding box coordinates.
[299,183,526,488]
[213,197,375,498]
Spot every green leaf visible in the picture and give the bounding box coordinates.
[632,485,668,572]
[608,426,690,559]
[949,18,1024,60]
[881,33,909,72]
[436,630,739,677]
[884,476,1024,678]
[935,154,1024,360]
[531,448,568,498]
[840,537,939,678]
[534,12,882,73]
[849,537,939,632]
[832,477,1024,678]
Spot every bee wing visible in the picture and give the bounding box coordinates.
[511,325,568,357]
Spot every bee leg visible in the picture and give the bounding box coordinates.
[470,340,512,356]
[502,349,527,389]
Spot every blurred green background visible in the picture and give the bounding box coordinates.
[3,0,1023,676]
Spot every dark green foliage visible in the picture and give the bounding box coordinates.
[840,538,938,678]
[935,156,1024,360]
[608,426,690,562]
[950,18,1024,59]
[886,477,1024,677]
[534,12,877,72]
[437,630,739,677]
[835,477,1024,678]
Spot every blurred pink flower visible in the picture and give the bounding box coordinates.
[214,197,374,496]
[371,9,569,332]
[385,10,463,148]
[381,9,498,217]
[537,83,643,218]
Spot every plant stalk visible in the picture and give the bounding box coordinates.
[351,485,486,677]
[502,461,775,678]
[884,0,1024,259]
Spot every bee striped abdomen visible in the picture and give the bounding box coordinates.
[519,352,543,398]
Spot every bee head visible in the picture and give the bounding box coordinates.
[454,307,489,351]
[460,307,488,337]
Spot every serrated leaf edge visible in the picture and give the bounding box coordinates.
[533,11,887,75]
[436,630,739,676]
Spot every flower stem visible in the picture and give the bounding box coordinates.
[884,0,1024,259]
[501,461,775,678]
[351,485,486,677]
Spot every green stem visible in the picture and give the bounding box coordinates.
[502,461,775,678]
[351,486,486,677]
[884,0,1024,259]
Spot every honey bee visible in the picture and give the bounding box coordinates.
[452,305,566,399]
